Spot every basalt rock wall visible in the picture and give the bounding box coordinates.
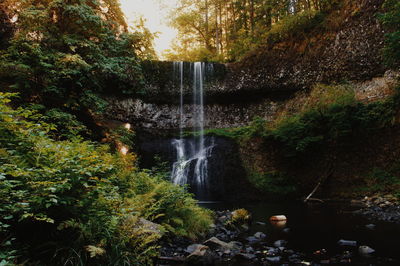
[106,97,280,130]
[105,0,390,130]
[133,0,387,104]
[224,0,387,94]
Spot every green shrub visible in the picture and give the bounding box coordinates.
[265,11,326,44]
[360,166,400,194]
[0,93,212,265]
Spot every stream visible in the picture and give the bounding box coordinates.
[200,201,400,262]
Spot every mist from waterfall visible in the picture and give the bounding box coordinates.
[171,62,215,199]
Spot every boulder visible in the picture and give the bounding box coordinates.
[270,215,287,221]
[204,237,242,253]
[273,240,288,248]
[254,232,266,239]
[359,246,375,256]
[337,239,357,247]
[236,253,256,260]
[186,244,207,254]
[186,245,217,264]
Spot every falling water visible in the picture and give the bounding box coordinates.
[171,62,215,199]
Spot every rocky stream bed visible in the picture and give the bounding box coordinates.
[157,199,400,266]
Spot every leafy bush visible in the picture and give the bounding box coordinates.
[0,93,212,265]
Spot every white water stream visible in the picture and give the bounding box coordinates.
[171,62,215,198]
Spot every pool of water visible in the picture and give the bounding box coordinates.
[200,201,400,262]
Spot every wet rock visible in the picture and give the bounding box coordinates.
[204,237,241,253]
[185,244,206,254]
[337,239,357,247]
[266,256,281,263]
[235,253,256,260]
[246,236,260,244]
[365,224,376,230]
[245,246,254,253]
[273,240,288,248]
[218,215,229,223]
[359,245,375,256]
[186,244,208,258]
[266,247,279,256]
[254,231,266,239]
[256,221,266,226]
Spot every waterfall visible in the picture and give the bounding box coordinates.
[171,62,215,199]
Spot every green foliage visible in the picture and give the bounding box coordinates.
[0,0,155,116]
[0,93,212,265]
[168,0,340,61]
[379,0,400,67]
[28,105,89,140]
[230,208,251,224]
[218,84,398,159]
[360,164,400,194]
[265,10,326,45]
[111,126,136,148]
[248,170,297,197]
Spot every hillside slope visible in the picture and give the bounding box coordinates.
[224,0,388,95]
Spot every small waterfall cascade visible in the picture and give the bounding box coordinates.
[171,62,215,199]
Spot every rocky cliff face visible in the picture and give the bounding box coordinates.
[106,97,280,130]
[105,0,390,130]
[224,0,387,94]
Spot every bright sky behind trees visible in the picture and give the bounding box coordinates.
[120,0,178,57]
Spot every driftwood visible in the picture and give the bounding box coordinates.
[304,181,322,202]
[158,256,186,262]
[304,162,334,203]
[305,197,325,203]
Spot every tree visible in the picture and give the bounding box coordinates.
[0,0,155,113]
[167,0,341,62]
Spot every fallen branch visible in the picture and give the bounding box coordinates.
[304,181,322,203]
[158,256,186,262]
[306,197,325,203]
[304,162,334,203]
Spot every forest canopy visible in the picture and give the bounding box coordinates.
[0,0,155,114]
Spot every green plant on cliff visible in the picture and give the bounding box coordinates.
[248,170,297,197]
[360,164,400,194]
[205,84,400,196]
[268,84,398,159]
[379,0,400,67]
[0,93,211,265]
[264,10,326,46]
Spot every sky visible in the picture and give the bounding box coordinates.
[120,0,178,58]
